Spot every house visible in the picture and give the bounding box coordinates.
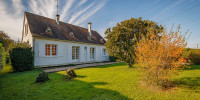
[22,12,109,67]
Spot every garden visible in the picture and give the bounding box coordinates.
[0,18,200,100]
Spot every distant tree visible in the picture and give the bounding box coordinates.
[0,30,14,51]
[104,17,163,67]
[134,25,189,89]
[0,43,6,71]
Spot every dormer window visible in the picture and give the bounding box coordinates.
[100,38,104,43]
[69,32,74,37]
[46,27,52,33]
[87,36,92,41]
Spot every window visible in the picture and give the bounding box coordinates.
[100,38,104,43]
[45,44,57,56]
[90,47,95,59]
[69,32,74,37]
[46,27,52,33]
[72,46,79,60]
[102,48,107,56]
[24,24,28,36]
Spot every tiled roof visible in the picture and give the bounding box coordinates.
[25,12,106,45]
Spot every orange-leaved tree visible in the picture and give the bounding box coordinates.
[134,25,189,89]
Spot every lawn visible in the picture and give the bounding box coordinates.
[0,63,200,100]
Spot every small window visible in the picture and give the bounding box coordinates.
[102,48,107,56]
[45,44,57,56]
[46,27,52,33]
[72,46,79,60]
[100,38,104,43]
[24,24,28,36]
[87,36,92,41]
[90,47,95,59]
[69,32,74,37]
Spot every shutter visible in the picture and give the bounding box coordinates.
[58,44,64,57]
[39,43,45,57]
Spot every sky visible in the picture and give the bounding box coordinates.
[0,0,200,48]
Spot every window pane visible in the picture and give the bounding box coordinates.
[45,44,50,56]
[52,45,57,55]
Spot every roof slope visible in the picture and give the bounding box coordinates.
[25,12,106,45]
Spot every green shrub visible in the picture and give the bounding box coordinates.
[0,43,6,71]
[188,50,200,65]
[9,47,34,72]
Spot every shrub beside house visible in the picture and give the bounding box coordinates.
[9,43,34,72]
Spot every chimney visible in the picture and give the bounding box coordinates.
[88,22,92,35]
[56,14,60,25]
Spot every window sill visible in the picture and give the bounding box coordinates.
[43,55,59,58]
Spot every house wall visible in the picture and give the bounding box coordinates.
[34,38,109,67]
[22,15,33,46]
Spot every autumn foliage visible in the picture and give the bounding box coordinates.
[134,26,188,89]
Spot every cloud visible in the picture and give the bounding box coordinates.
[74,0,107,25]
[0,0,106,41]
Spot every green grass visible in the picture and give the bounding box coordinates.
[0,63,200,100]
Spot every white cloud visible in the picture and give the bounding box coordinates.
[0,0,106,41]
[74,1,107,25]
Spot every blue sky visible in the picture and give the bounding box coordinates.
[0,0,199,48]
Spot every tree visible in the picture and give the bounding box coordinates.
[0,43,6,71]
[134,25,189,89]
[0,30,14,52]
[104,17,163,67]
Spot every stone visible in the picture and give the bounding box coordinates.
[35,72,49,83]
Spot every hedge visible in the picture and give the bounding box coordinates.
[10,47,34,72]
[0,43,6,71]
[188,49,200,65]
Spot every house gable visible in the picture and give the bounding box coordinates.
[22,13,33,46]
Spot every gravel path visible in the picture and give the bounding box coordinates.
[42,62,117,73]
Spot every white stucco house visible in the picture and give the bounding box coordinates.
[22,12,109,67]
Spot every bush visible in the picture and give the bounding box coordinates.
[135,26,188,90]
[10,47,34,72]
[0,43,6,71]
[35,72,49,83]
[65,68,76,80]
[188,50,200,65]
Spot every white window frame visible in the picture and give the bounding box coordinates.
[72,46,79,60]
[102,48,107,56]
[45,44,57,57]
[90,47,95,59]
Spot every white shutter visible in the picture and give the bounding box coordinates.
[58,44,64,57]
[39,43,45,57]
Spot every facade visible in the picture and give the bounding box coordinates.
[22,12,109,67]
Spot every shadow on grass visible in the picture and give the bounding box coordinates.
[183,65,200,70]
[95,62,128,68]
[0,70,130,100]
[173,77,200,91]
